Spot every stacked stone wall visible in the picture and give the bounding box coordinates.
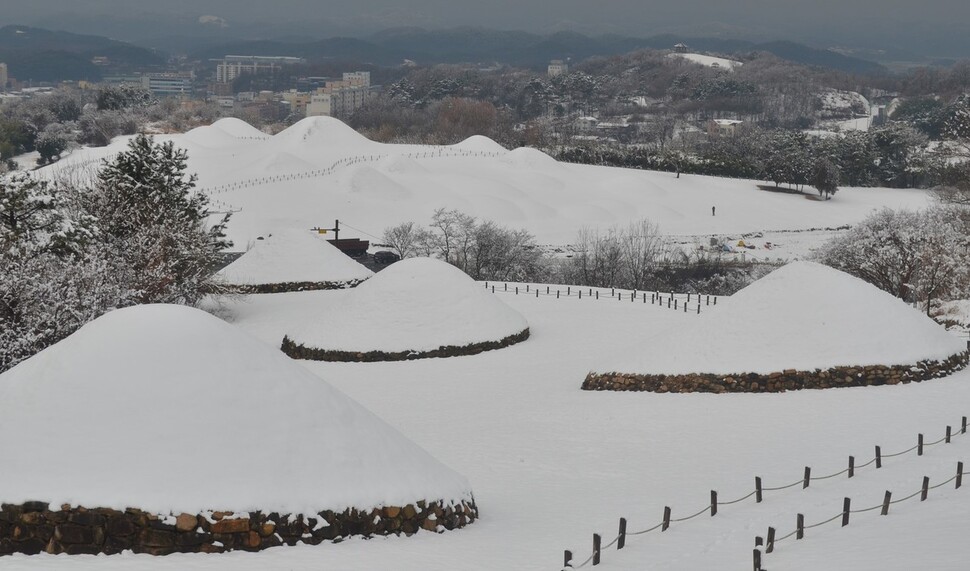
[0,499,477,556]
[583,351,969,393]
[281,328,530,362]
[228,279,367,294]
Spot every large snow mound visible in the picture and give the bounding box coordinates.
[0,305,473,515]
[274,115,373,150]
[210,117,269,139]
[217,230,373,287]
[592,261,967,376]
[286,258,529,353]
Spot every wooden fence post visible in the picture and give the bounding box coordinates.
[618,518,627,550]
[803,466,811,488]
[753,548,762,571]
[796,514,804,539]
[842,497,851,526]
[881,491,892,515]
[848,456,855,478]
[592,533,600,566]
[918,433,924,456]
[963,416,967,434]
[957,462,964,489]
[711,491,718,516]
[766,527,776,553]
[875,445,882,468]
[921,476,930,501]
[946,425,952,443]
[755,477,763,503]
[662,506,671,531]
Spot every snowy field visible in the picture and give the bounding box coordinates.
[39,117,932,259]
[7,284,969,571]
[668,52,743,69]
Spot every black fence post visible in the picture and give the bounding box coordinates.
[662,507,671,531]
[803,466,811,488]
[564,550,573,568]
[618,518,627,550]
[711,490,718,516]
[755,477,763,503]
[921,476,930,501]
[876,445,882,468]
[918,433,924,456]
[881,491,892,515]
[842,497,851,526]
[963,416,967,434]
[848,456,855,478]
[592,533,601,566]
[753,549,762,571]
[796,514,804,539]
[946,426,952,443]
[766,527,776,553]
[958,462,964,489]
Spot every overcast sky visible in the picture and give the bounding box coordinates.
[2,0,968,56]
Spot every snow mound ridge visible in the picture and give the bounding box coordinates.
[282,257,529,360]
[209,117,269,139]
[0,304,475,516]
[501,146,558,167]
[217,230,373,292]
[590,261,968,378]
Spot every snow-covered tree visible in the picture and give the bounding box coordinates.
[83,134,231,304]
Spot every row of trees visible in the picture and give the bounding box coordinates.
[381,209,547,282]
[0,135,229,372]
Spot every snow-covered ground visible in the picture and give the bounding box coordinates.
[37,117,931,256]
[668,52,742,69]
[7,277,969,570]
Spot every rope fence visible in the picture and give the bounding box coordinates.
[561,415,969,569]
[484,281,717,316]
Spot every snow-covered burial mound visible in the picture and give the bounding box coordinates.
[0,305,477,556]
[585,262,969,393]
[217,230,373,293]
[282,258,529,361]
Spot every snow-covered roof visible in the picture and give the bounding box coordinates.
[591,262,966,376]
[217,230,373,287]
[285,257,528,354]
[0,304,473,515]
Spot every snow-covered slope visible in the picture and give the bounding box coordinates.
[592,261,966,376]
[39,117,931,250]
[0,304,473,516]
[216,230,373,287]
[285,258,528,353]
[669,52,742,69]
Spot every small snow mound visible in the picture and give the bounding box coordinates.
[286,257,528,354]
[453,135,506,154]
[217,230,373,287]
[181,124,241,148]
[209,118,268,139]
[501,147,557,168]
[0,304,473,515]
[378,154,428,174]
[592,261,967,376]
[274,116,372,149]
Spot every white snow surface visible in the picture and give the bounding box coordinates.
[669,52,742,69]
[4,287,970,570]
[37,117,932,249]
[216,230,373,286]
[285,257,528,352]
[593,261,967,376]
[0,304,472,516]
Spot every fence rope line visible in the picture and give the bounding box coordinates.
[670,504,713,523]
[718,490,758,505]
[563,418,969,568]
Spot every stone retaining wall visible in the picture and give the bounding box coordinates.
[0,498,477,556]
[583,351,969,393]
[228,279,367,294]
[281,328,530,362]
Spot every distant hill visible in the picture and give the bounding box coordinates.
[188,27,885,74]
[0,25,164,83]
